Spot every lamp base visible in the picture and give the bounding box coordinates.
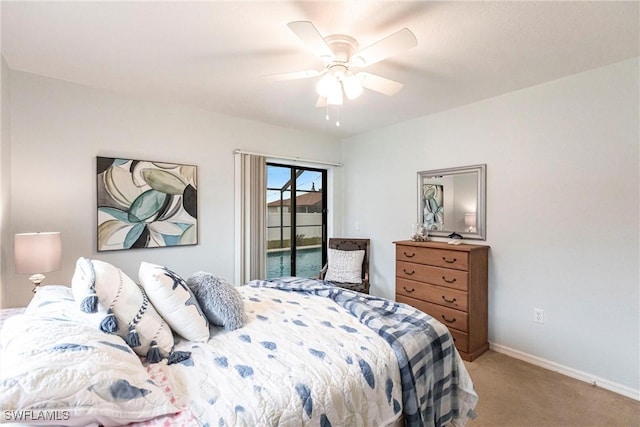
[28,273,45,293]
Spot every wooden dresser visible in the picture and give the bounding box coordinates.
[394,240,489,361]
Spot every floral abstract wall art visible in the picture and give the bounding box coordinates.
[97,157,197,251]
[422,184,444,231]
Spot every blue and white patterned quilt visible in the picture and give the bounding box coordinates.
[0,280,477,427]
[247,278,478,427]
[163,279,405,427]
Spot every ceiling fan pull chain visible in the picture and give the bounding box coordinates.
[325,105,341,127]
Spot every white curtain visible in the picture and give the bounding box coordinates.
[234,152,266,285]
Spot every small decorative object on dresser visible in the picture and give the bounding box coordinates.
[393,240,489,361]
[411,223,430,242]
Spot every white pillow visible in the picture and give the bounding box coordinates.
[0,310,178,426]
[138,261,209,342]
[71,257,175,362]
[25,284,77,317]
[324,248,365,284]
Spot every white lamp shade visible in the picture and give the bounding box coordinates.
[14,232,62,275]
[464,213,477,228]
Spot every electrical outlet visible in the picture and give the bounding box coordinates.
[534,308,544,324]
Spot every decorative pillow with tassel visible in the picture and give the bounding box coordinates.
[71,257,190,364]
[138,261,209,342]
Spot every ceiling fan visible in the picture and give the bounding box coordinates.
[269,21,418,109]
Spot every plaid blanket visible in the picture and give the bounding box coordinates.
[248,277,478,427]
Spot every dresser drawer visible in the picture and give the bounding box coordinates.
[449,329,469,353]
[396,278,469,311]
[396,261,469,291]
[396,245,469,271]
[396,295,469,333]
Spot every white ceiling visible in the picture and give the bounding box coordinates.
[2,1,639,138]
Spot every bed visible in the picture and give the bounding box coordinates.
[0,260,478,427]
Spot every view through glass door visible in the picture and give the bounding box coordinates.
[266,163,327,279]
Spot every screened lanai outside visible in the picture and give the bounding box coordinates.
[266,164,327,279]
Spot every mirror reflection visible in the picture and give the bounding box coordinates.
[417,164,486,240]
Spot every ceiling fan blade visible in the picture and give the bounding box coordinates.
[264,69,324,82]
[287,21,335,62]
[358,72,404,96]
[352,28,417,67]
[315,97,327,108]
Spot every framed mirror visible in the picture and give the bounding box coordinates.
[417,164,486,240]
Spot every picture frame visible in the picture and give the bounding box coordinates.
[96,156,198,251]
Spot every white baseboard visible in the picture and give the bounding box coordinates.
[489,342,640,401]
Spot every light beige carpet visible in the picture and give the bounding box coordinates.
[464,350,639,427]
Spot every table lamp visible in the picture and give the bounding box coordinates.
[14,232,62,292]
[465,213,477,233]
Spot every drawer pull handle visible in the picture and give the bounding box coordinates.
[403,286,415,293]
[443,257,457,264]
[442,296,457,304]
[442,276,457,284]
[403,252,416,258]
[441,315,456,324]
[403,269,415,276]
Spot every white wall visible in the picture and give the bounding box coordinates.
[0,56,11,308]
[5,70,342,308]
[341,58,639,394]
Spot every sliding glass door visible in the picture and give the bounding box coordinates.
[266,164,327,279]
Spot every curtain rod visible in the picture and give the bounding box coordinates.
[233,149,342,167]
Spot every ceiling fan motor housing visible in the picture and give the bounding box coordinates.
[324,34,359,65]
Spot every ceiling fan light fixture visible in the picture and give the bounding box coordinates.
[342,74,363,100]
[282,21,416,124]
[326,84,343,105]
[316,74,335,97]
